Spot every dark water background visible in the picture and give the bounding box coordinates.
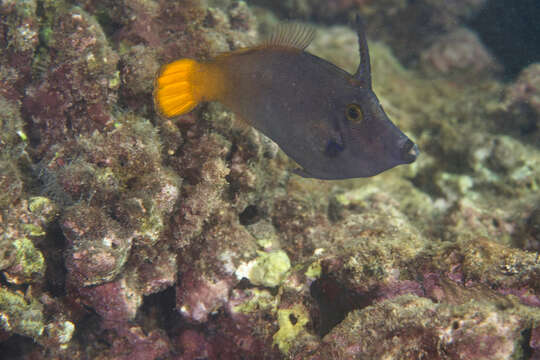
[469,0,540,78]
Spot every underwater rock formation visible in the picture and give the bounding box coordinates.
[22,5,119,156]
[503,62,540,145]
[0,0,539,359]
[294,295,525,359]
[420,27,501,78]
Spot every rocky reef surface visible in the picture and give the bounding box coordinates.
[0,0,539,359]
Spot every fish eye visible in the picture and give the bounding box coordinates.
[345,104,363,123]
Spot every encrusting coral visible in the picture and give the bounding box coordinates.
[0,0,539,359]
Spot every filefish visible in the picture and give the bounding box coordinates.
[153,17,419,179]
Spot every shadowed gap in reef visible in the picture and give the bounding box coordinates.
[310,275,374,336]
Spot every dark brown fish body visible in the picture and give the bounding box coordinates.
[154,17,418,179]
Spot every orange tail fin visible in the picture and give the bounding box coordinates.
[153,59,200,118]
[153,58,225,119]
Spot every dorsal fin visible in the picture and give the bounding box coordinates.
[262,23,315,50]
[353,14,372,89]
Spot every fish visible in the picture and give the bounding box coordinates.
[153,16,419,180]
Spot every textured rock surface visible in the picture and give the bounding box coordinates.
[0,0,539,359]
[293,295,528,360]
[420,27,501,78]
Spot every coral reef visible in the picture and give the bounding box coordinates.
[294,295,529,359]
[502,63,540,144]
[420,27,501,78]
[0,0,539,359]
[22,4,120,155]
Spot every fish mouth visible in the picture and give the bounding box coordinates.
[399,138,419,164]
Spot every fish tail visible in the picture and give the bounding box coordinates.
[153,59,200,118]
[153,59,225,118]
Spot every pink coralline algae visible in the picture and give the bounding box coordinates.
[175,209,259,323]
[78,276,141,323]
[62,204,134,287]
[176,270,232,323]
[104,325,171,360]
[22,6,119,155]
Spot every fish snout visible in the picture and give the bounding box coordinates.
[399,138,419,164]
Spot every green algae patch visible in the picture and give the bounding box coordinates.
[137,210,166,246]
[16,130,27,141]
[28,196,58,224]
[4,238,45,284]
[236,250,291,287]
[305,260,322,279]
[232,288,278,315]
[21,224,45,237]
[273,304,309,354]
[46,320,75,347]
[108,70,120,89]
[0,287,44,339]
[255,236,274,249]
